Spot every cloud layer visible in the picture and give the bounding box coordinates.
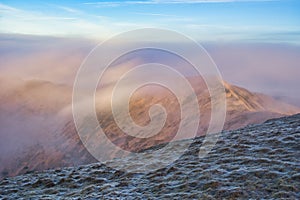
[1,34,299,100]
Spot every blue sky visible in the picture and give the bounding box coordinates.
[0,0,299,43]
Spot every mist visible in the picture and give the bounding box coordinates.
[0,33,300,177]
[203,42,300,101]
[1,34,299,100]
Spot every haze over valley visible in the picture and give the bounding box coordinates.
[0,36,299,177]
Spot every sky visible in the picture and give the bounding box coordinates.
[0,0,300,43]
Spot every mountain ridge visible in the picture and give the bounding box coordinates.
[0,75,299,178]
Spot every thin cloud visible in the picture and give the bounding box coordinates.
[83,1,122,7]
[0,3,21,13]
[22,17,78,21]
[131,12,178,17]
[83,0,278,7]
[56,5,82,14]
[153,0,278,3]
[130,12,195,21]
